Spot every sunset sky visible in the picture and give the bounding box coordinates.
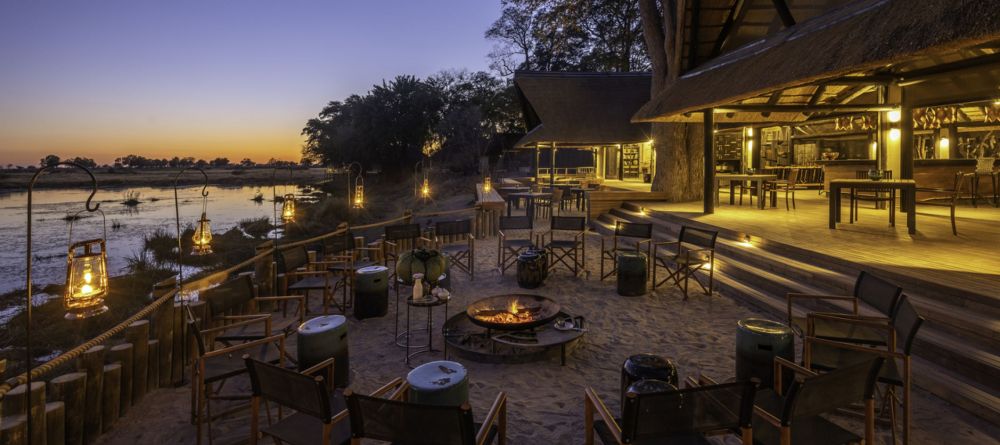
[0,1,499,166]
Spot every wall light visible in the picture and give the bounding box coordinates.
[887,109,902,123]
[746,127,754,137]
[938,137,950,159]
[889,128,901,141]
[483,176,492,193]
[870,141,878,159]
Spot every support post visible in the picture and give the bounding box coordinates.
[44,402,65,445]
[107,344,133,415]
[75,346,104,444]
[2,382,46,445]
[550,144,557,186]
[899,92,915,211]
[704,110,716,214]
[48,372,87,445]
[125,321,149,405]
[99,365,121,433]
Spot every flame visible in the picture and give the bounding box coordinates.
[509,298,519,315]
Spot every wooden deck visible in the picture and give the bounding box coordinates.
[643,191,1000,298]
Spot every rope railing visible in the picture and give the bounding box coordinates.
[0,206,482,402]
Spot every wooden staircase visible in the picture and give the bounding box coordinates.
[592,202,1000,425]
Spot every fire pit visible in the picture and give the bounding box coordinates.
[466,294,561,331]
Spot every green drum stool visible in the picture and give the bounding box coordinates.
[298,315,350,387]
[406,360,469,407]
[736,318,794,390]
[616,252,648,296]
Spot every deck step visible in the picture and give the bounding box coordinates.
[594,205,1000,424]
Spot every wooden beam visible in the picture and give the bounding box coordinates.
[807,85,826,106]
[715,104,894,113]
[767,90,783,105]
[898,53,1000,83]
[711,0,746,58]
[704,110,715,214]
[687,0,702,70]
[770,0,796,27]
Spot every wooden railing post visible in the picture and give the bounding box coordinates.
[75,346,104,444]
[125,321,149,405]
[48,372,86,445]
[98,365,120,433]
[107,344,133,416]
[2,382,46,445]
[150,280,175,388]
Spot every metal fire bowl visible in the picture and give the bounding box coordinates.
[466,294,561,331]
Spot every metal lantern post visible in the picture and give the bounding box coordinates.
[172,168,210,379]
[271,167,294,295]
[26,161,106,441]
[347,162,364,210]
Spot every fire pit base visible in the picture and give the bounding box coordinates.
[443,311,585,365]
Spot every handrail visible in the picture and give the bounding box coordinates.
[0,206,480,399]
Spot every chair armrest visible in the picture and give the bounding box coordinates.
[370,378,406,398]
[388,382,410,401]
[200,315,272,337]
[654,240,679,247]
[807,312,892,328]
[584,387,621,445]
[785,293,859,326]
[202,333,284,359]
[283,270,332,278]
[773,356,815,395]
[476,392,507,445]
[804,337,906,363]
[752,405,783,427]
[302,357,336,389]
[254,295,306,303]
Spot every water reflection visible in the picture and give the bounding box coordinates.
[2,184,299,294]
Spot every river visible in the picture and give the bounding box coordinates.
[0,183,305,295]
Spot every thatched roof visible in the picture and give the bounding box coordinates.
[515,71,652,148]
[634,0,1000,123]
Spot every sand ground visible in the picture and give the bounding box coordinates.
[95,234,1000,445]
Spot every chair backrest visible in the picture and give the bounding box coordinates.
[782,358,884,425]
[892,295,924,355]
[854,170,894,179]
[345,392,477,445]
[621,381,756,442]
[245,358,332,422]
[552,188,564,201]
[853,271,902,318]
[201,274,256,318]
[551,216,586,232]
[323,230,356,257]
[185,305,208,357]
[678,226,718,250]
[499,215,532,231]
[787,168,801,185]
[435,219,473,237]
[615,221,652,240]
[385,223,422,242]
[277,245,310,273]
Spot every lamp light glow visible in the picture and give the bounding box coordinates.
[889,128,901,141]
[191,214,213,255]
[281,194,296,223]
[938,137,950,159]
[483,176,492,193]
[887,109,901,123]
[870,141,878,159]
[421,178,430,198]
[65,239,109,319]
[746,127,753,137]
[353,178,365,209]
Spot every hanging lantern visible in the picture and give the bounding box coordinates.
[64,239,109,320]
[421,177,431,198]
[483,176,492,193]
[281,193,296,223]
[353,175,365,209]
[191,214,213,255]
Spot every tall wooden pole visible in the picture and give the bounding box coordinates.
[704,110,716,214]
[550,144,557,186]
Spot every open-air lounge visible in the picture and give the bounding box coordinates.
[6,1,1000,445]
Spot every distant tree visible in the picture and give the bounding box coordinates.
[239,158,255,168]
[40,154,61,168]
[67,156,97,168]
[195,159,208,168]
[210,157,230,168]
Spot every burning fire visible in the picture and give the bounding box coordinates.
[475,298,537,325]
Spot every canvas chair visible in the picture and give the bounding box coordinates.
[785,271,903,347]
[244,356,349,445]
[538,216,587,276]
[187,304,286,445]
[850,170,895,224]
[804,296,925,445]
[916,171,965,235]
[379,223,431,274]
[497,215,534,274]
[765,168,804,210]
[653,226,718,299]
[584,379,756,445]
[433,219,476,280]
[345,380,507,445]
[599,221,652,281]
[278,245,343,315]
[200,273,306,340]
[754,357,884,445]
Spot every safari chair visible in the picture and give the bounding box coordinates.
[538,216,587,276]
[345,379,507,445]
[599,221,652,281]
[245,357,349,445]
[653,226,718,299]
[804,296,924,445]
[915,171,965,236]
[277,245,343,315]
[313,230,381,314]
[497,215,534,275]
[200,273,306,339]
[433,219,476,280]
[187,305,287,445]
[379,223,431,275]
[765,168,803,210]
[785,271,903,346]
[753,357,884,445]
[584,379,756,445]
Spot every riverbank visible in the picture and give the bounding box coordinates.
[0,167,329,191]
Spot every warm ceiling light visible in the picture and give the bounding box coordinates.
[746,127,754,137]
[421,178,431,198]
[887,109,901,123]
[889,128,901,141]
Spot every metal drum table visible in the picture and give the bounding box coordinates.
[297,315,350,387]
[354,265,389,320]
[616,252,648,296]
[406,360,469,406]
[735,318,794,390]
[621,354,677,409]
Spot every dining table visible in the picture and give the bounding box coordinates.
[714,173,778,209]
[506,191,552,220]
[828,179,917,234]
